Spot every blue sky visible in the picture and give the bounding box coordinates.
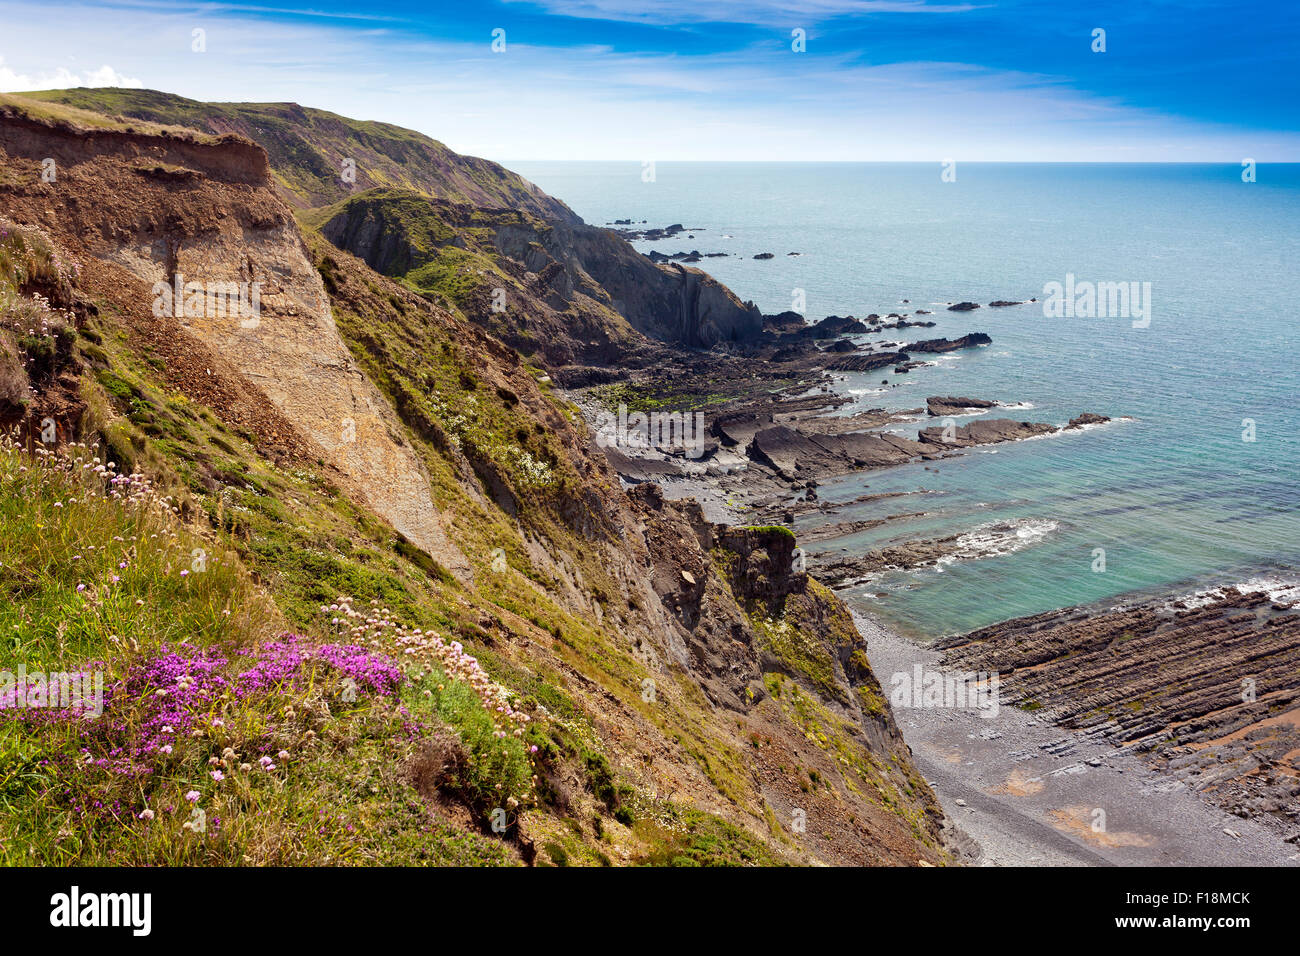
[0,0,1296,161]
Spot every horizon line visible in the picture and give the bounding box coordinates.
[499,158,1295,166]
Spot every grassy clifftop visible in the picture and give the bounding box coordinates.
[18,88,577,219]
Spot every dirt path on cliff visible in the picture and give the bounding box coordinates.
[855,613,1300,867]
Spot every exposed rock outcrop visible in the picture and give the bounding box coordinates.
[918,417,1056,447]
[495,219,764,348]
[1067,412,1111,428]
[907,333,992,353]
[826,351,911,372]
[748,425,926,478]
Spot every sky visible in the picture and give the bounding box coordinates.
[0,0,1296,162]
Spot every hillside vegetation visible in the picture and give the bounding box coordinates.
[0,94,950,866]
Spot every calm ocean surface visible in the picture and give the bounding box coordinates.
[510,162,1300,640]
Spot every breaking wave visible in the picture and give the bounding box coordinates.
[934,518,1060,569]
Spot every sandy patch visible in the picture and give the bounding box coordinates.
[1047,806,1152,848]
[989,768,1044,797]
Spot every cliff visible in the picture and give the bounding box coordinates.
[0,92,946,866]
[0,93,469,578]
[315,187,762,366]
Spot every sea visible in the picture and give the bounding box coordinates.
[508,161,1300,641]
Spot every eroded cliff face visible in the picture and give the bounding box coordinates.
[621,485,946,861]
[493,219,764,349]
[1,99,947,865]
[0,106,469,578]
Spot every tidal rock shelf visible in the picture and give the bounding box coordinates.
[938,583,1300,833]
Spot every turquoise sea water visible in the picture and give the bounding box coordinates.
[510,162,1300,640]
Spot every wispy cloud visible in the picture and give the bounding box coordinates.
[93,0,409,22]
[504,0,980,27]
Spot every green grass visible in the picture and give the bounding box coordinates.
[0,439,538,865]
[0,441,270,665]
[0,93,223,143]
[589,381,732,414]
[632,803,787,866]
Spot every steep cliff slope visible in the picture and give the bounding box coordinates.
[0,93,947,866]
[0,94,468,577]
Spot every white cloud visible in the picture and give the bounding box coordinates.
[0,55,142,93]
[82,64,145,88]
